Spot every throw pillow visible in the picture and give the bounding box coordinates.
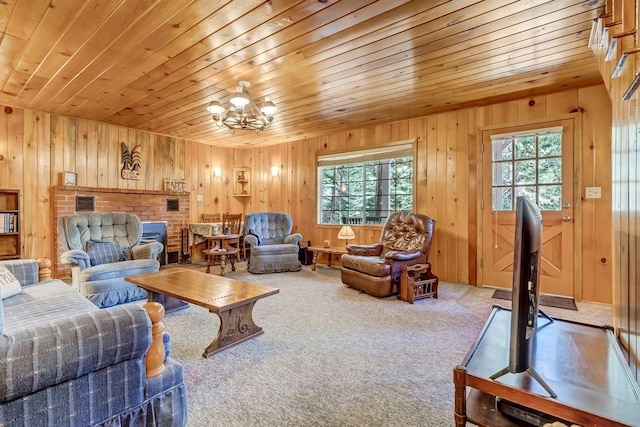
[0,264,22,300]
[86,240,126,266]
[247,228,261,246]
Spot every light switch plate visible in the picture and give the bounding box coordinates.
[585,187,601,199]
[196,194,203,202]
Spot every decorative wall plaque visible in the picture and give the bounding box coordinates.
[120,142,142,180]
[63,171,77,186]
[163,179,187,192]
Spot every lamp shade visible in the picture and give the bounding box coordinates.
[207,100,225,115]
[337,225,356,240]
[230,87,250,108]
[260,97,277,117]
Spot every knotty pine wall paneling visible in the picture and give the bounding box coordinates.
[578,86,614,303]
[589,10,638,379]
[245,87,611,304]
[0,85,612,307]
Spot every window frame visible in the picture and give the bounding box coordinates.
[316,140,416,225]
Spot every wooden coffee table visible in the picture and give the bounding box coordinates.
[126,268,279,357]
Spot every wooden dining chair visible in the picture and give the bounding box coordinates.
[222,213,243,258]
[202,213,221,223]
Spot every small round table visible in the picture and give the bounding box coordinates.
[203,248,238,276]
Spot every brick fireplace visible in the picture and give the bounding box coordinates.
[52,185,190,279]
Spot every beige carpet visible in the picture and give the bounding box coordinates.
[161,263,485,427]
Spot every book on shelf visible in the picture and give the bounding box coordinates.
[10,213,17,233]
[1,213,17,233]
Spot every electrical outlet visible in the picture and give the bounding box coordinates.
[196,194,203,202]
[585,187,601,199]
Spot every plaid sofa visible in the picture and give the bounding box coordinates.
[0,259,187,426]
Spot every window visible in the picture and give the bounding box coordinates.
[491,127,563,211]
[317,141,414,225]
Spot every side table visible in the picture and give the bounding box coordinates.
[205,234,241,257]
[203,248,238,276]
[307,246,348,271]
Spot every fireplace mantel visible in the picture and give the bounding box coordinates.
[53,185,189,196]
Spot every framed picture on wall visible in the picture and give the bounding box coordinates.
[233,167,251,196]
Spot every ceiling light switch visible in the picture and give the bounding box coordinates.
[196,194,203,202]
[585,187,601,199]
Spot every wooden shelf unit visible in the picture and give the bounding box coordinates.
[233,167,251,196]
[0,189,20,260]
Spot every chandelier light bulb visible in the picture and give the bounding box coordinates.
[230,87,250,108]
[207,101,225,117]
[260,97,278,119]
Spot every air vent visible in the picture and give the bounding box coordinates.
[166,198,180,212]
[75,196,95,212]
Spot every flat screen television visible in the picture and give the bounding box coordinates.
[490,195,556,398]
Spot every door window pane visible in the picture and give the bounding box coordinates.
[492,187,513,210]
[538,158,561,184]
[491,128,563,211]
[514,160,536,185]
[539,185,561,210]
[493,163,512,186]
[515,136,536,159]
[539,134,562,157]
[492,140,513,161]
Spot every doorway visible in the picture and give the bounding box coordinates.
[479,119,575,297]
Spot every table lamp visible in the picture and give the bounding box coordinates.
[337,225,356,246]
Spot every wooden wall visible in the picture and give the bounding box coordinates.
[0,85,612,304]
[239,86,612,303]
[590,0,640,379]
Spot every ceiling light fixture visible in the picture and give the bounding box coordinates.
[207,81,277,133]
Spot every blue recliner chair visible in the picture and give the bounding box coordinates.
[59,212,163,307]
[243,212,302,273]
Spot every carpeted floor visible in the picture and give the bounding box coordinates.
[162,263,485,427]
[491,289,578,311]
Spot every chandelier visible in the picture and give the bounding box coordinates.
[206,81,277,132]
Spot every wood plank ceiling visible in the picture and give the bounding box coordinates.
[0,0,604,148]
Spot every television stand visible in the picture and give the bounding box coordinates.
[490,366,557,399]
[537,307,553,323]
[454,305,640,426]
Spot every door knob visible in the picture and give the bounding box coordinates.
[562,216,571,222]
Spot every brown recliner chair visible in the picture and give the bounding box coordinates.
[340,211,435,297]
